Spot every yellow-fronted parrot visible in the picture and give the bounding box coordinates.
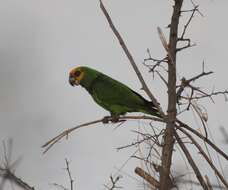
[69,66,161,118]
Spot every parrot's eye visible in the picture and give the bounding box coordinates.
[74,70,81,77]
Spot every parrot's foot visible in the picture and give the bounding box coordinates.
[102,116,110,124]
[111,115,120,123]
[102,115,120,123]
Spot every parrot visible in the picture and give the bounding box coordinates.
[69,66,161,119]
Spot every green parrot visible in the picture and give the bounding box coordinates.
[69,66,161,118]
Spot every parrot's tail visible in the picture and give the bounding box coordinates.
[143,101,162,118]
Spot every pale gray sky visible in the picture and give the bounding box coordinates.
[0,0,227,190]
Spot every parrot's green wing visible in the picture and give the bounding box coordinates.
[88,73,159,117]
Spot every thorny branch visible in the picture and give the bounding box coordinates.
[143,49,168,73]
[177,3,201,52]
[177,62,214,104]
[143,49,168,87]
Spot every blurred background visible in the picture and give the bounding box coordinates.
[0,0,227,189]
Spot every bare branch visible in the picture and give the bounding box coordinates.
[0,140,35,190]
[51,183,68,190]
[205,175,216,190]
[104,175,122,190]
[156,71,168,87]
[176,42,196,52]
[42,115,165,154]
[135,167,160,188]
[180,4,199,39]
[174,130,209,190]
[184,89,228,100]
[117,129,163,152]
[65,159,74,190]
[176,120,228,161]
[176,63,214,103]
[143,49,168,69]
[179,127,228,188]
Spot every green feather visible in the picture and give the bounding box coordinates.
[74,66,161,118]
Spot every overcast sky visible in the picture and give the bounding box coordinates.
[0,0,227,190]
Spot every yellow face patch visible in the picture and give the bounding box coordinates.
[69,67,85,85]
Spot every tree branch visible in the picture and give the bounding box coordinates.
[42,115,164,154]
[178,127,228,188]
[174,130,209,190]
[176,120,228,161]
[135,167,160,188]
[65,159,74,190]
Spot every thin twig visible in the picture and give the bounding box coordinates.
[180,4,199,39]
[182,89,228,100]
[104,175,122,190]
[0,168,35,190]
[65,159,74,190]
[0,140,34,190]
[156,71,168,87]
[205,175,213,190]
[51,183,68,190]
[176,65,214,103]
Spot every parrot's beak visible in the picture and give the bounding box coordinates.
[69,76,79,86]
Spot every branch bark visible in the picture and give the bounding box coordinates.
[174,131,209,190]
[135,167,160,188]
[160,1,183,189]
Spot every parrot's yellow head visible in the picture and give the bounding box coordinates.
[69,67,85,86]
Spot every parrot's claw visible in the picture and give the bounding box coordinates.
[111,115,120,123]
[102,116,110,124]
[102,115,120,123]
